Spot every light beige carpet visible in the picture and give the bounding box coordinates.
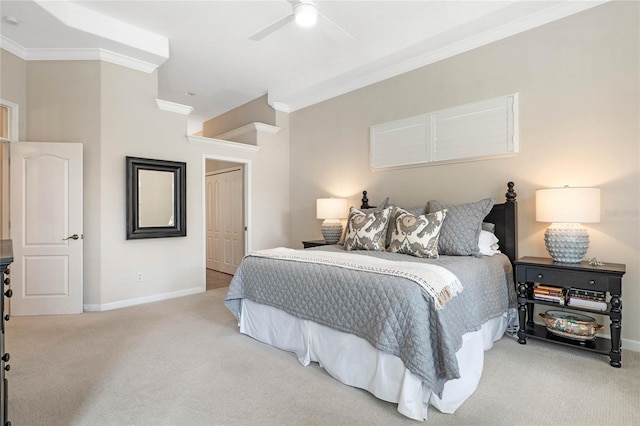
[6,287,640,425]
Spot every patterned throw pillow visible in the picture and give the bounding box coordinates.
[344,206,393,251]
[387,209,447,258]
[427,198,495,256]
[385,204,427,247]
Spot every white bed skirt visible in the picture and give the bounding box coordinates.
[239,299,516,421]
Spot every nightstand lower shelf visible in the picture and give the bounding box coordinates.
[523,323,611,355]
[514,256,625,368]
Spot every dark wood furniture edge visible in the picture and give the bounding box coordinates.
[360,191,373,209]
[514,256,626,274]
[302,240,332,249]
[360,181,518,263]
[513,256,626,367]
[484,181,518,264]
[0,239,12,426]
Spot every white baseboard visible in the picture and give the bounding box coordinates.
[83,286,204,312]
[623,338,640,353]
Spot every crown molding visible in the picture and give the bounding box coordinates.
[271,102,291,113]
[187,135,262,154]
[0,36,25,59]
[270,1,609,112]
[0,36,160,73]
[155,99,194,115]
[214,122,281,141]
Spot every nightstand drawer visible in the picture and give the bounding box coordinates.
[525,267,608,291]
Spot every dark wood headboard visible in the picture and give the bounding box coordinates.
[360,181,518,263]
[484,182,518,263]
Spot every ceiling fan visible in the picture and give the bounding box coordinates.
[249,0,354,42]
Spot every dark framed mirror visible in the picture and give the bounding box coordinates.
[126,156,187,239]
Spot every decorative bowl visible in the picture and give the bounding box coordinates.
[539,310,604,341]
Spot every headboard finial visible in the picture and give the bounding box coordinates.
[361,191,370,209]
[506,181,517,203]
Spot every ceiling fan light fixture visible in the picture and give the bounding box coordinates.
[294,3,318,27]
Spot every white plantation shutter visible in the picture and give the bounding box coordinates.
[370,93,518,170]
[370,114,429,169]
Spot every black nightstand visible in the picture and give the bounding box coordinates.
[302,240,334,249]
[514,256,626,367]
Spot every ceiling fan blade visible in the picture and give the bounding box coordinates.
[318,11,355,43]
[249,13,295,41]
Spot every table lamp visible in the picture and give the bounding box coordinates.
[316,198,348,244]
[536,186,600,263]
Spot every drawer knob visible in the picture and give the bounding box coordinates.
[1,353,9,362]
[3,278,9,285]
[537,273,543,279]
[4,289,11,298]
[588,280,596,285]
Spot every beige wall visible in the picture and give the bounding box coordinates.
[25,60,104,304]
[0,52,291,309]
[0,51,26,240]
[253,111,290,249]
[289,2,640,345]
[198,117,290,252]
[15,59,205,307]
[97,62,207,306]
[202,94,275,138]
[1,2,637,347]
[0,51,27,138]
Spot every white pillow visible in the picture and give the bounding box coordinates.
[478,230,500,256]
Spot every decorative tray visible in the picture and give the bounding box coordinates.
[539,310,604,341]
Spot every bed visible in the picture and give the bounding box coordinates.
[225,182,518,421]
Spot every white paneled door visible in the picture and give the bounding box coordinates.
[10,142,83,315]
[206,168,244,275]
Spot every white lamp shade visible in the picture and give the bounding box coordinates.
[536,187,600,224]
[316,198,347,219]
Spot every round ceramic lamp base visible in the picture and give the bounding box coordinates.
[544,223,589,263]
[321,219,343,244]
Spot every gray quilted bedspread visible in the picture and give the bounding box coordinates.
[224,245,516,396]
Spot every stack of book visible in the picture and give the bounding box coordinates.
[533,285,565,304]
[567,288,607,311]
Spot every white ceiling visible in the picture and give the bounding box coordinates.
[0,0,606,133]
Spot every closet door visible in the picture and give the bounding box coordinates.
[206,168,244,275]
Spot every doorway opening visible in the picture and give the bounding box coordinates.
[204,156,249,290]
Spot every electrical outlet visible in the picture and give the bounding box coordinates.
[136,272,144,282]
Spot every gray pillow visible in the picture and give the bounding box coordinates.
[482,222,496,233]
[427,198,495,256]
